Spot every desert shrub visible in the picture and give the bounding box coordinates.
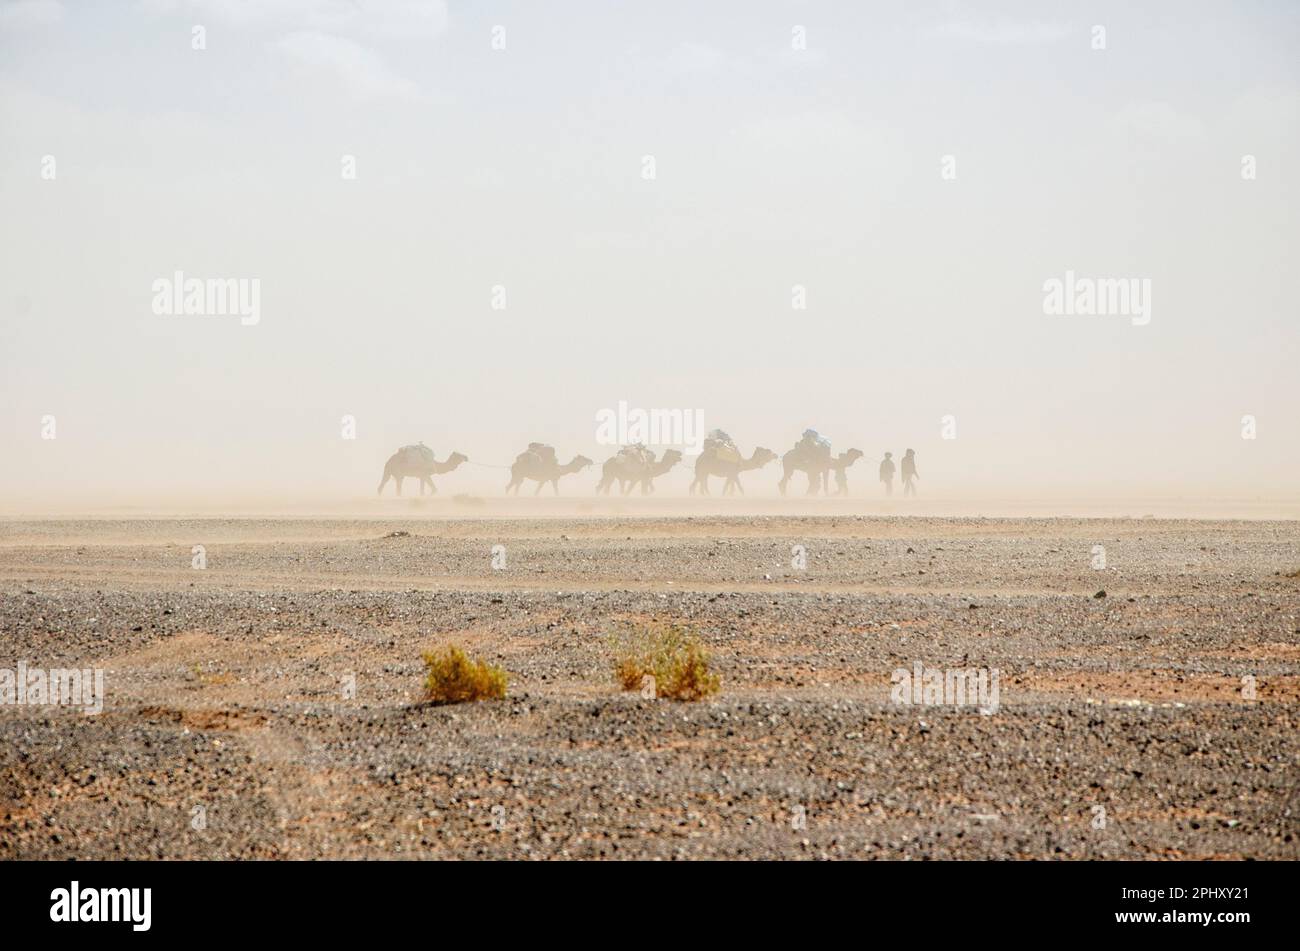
[612,622,720,702]
[421,645,508,705]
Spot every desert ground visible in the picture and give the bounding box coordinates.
[1,508,1297,860]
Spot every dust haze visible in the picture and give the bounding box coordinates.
[1,2,1297,516]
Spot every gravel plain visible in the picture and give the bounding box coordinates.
[1,514,1297,860]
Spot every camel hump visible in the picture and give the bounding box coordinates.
[704,429,740,464]
[399,443,435,464]
[525,442,556,466]
[800,429,832,453]
[618,443,651,464]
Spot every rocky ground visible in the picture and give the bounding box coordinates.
[1,514,1297,859]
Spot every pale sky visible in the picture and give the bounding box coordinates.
[1,1,1297,507]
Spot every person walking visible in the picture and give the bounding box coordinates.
[879,451,895,496]
[901,448,919,497]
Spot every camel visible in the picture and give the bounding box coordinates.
[690,446,777,496]
[596,448,683,496]
[377,446,468,496]
[828,449,864,496]
[506,447,593,495]
[778,442,835,496]
[638,449,683,495]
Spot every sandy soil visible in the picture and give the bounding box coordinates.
[1,514,1297,859]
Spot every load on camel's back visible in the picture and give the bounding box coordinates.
[702,429,741,466]
[525,442,557,468]
[402,443,436,466]
[618,443,652,466]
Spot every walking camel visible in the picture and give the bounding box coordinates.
[690,445,777,496]
[828,449,865,496]
[597,448,683,495]
[506,445,593,495]
[778,442,834,496]
[377,445,468,496]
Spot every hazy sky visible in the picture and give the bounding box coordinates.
[1,0,1297,506]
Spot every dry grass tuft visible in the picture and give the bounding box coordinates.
[612,622,720,702]
[421,645,508,705]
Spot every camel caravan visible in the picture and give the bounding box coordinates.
[377,429,909,498]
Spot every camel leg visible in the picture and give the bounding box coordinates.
[534,481,543,496]
[425,476,437,494]
[395,476,403,497]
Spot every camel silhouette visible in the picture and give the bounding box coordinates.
[778,441,835,496]
[377,446,468,496]
[506,447,593,496]
[690,446,777,496]
[597,448,683,496]
[828,449,864,496]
